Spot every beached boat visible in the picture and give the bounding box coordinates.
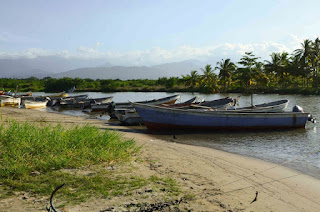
[230,99,289,112]
[90,102,113,112]
[0,95,21,107]
[49,92,68,98]
[114,94,181,109]
[198,97,234,109]
[114,109,141,125]
[132,102,312,130]
[115,96,232,126]
[24,100,48,109]
[47,94,89,107]
[91,96,113,104]
[108,94,181,118]
[16,91,33,97]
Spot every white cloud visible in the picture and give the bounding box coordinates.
[0,39,303,65]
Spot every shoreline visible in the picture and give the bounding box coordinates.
[168,138,320,182]
[1,107,320,211]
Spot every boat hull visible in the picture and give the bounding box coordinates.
[0,96,21,107]
[133,103,310,130]
[24,100,48,109]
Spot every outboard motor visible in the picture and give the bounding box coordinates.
[293,105,316,123]
[292,105,304,112]
[308,114,316,123]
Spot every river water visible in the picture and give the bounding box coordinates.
[33,92,320,179]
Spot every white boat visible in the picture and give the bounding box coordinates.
[231,99,289,112]
[24,100,48,109]
[0,95,21,107]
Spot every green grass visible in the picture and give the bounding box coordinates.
[0,121,137,180]
[0,120,182,205]
[0,121,138,199]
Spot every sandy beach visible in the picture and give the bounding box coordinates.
[1,107,320,211]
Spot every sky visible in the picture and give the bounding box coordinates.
[0,0,320,66]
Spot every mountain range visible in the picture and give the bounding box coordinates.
[0,56,213,79]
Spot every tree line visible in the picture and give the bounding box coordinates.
[181,38,320,94]
[1,38,320,94]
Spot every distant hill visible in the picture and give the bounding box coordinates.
[52,60,203,80]
[0,56,111,78]
[0,56,207,79]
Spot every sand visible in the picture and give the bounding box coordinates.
[1,107,320,211]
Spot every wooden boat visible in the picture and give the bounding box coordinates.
[114,96,198,126]
[114,109,141,125]
[113,94,181,109]
[115,97,232,126]
[91,97,113,104]
[159,96,199,108]
[17,91,33,97]
[230,99,289,112]
[49,92,68,98]
[0,91,12,96]
[108,94,181,118]
[132,102,312,130]
[47,94,90,107]
[67,94,88,100]
[0,95,21,107]
[24,100,48,109]
[90,102,113,112]
[199,97,234,109]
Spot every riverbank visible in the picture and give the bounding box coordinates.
[3,76,320,96]
[1,107,320,211]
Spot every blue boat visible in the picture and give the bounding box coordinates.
[132,102,311,130]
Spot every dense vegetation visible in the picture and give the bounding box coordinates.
[1,38,320,95]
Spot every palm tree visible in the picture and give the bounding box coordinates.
[294,39,313,87]
[311,38,320,87]
[200,64,219,93]
[182,70,199,88]
[287,55,303,88]
[265,52,281,87]
[264,52,289,88]
[215,58,236,91]
[253,62,269,87]
[294,39,313,59]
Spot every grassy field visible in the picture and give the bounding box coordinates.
[0,120,181,207]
